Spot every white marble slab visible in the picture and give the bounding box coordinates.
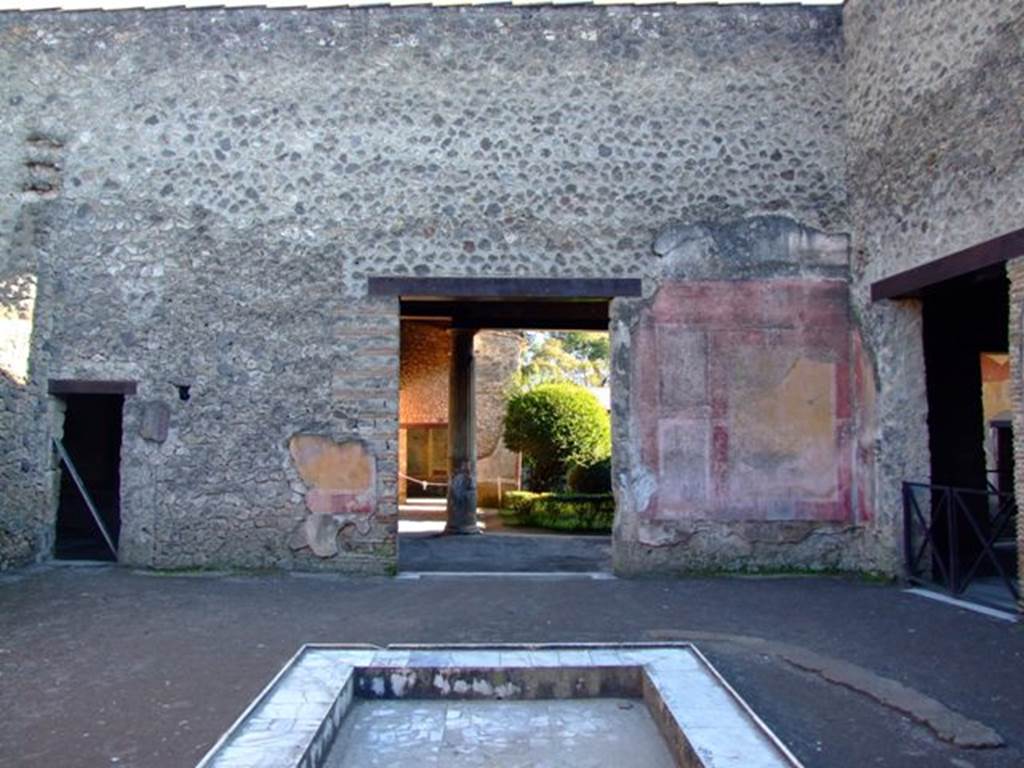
[323,698,676,768]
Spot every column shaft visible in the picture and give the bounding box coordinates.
[446,328,479,534]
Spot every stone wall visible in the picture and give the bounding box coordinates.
[845,0,1024,284]
[0,5,853,572]
[474,331,523,507]
[399,323,450,427]
[0,207,45,570]
[843,0,1024,575]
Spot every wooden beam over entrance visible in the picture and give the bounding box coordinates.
[871,228,1024,300]
[400,299,611,330]
[368,276,642,300]
[48,379,137,396]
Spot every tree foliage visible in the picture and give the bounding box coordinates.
[561,331,610,367]
[503,382,611,491]
[519,331,610,388]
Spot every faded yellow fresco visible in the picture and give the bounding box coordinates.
[289,435,374,493]
[729,353,837,500]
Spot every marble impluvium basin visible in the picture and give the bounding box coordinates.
[196,644,802,768]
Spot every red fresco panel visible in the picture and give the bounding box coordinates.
[635,279,854,524]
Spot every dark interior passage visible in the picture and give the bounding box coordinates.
[923,266,1010,490]
[922,264,1015,583]
[55,394,124,560]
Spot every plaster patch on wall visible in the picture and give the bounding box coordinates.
[288,434,376,558]
[290,435,374,493]
[138,400,170,443]
[635,279,852,519]
[653,215,850,280]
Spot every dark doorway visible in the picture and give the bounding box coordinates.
[921,264,1015,591]
[55,394,124,560]
[922,266,1009,490]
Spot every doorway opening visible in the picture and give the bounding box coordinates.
[369,277,642,574]
[914,264,1018,608]
[396,317,613,573]
[54,393,124,561]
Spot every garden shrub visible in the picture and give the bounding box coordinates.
[503,382,611,491]
[566,456,612,494]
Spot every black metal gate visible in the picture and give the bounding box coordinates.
[903,481,1019,607]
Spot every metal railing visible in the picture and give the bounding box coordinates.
[903,481,1019,605]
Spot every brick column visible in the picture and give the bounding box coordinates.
[1006,257,1024,612]
[398,428,408,504]
[445,327,479,534]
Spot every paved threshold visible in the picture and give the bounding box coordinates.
[397,571,616,580]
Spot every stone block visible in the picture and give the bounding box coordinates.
[139,400,170,443]
[302,513,339,558]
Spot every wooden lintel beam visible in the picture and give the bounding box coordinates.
[48,379,137,396]
[370,276,642,300]
[871,228,1024,300]
[400,300,610,331]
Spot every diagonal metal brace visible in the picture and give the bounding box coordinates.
[53,437,117,558]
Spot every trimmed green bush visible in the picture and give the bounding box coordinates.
[503,382,611,491]
[502,490,538,515]
[499,491,614,533]
[566,456,612,494]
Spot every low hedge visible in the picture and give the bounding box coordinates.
[500,491,614,533]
